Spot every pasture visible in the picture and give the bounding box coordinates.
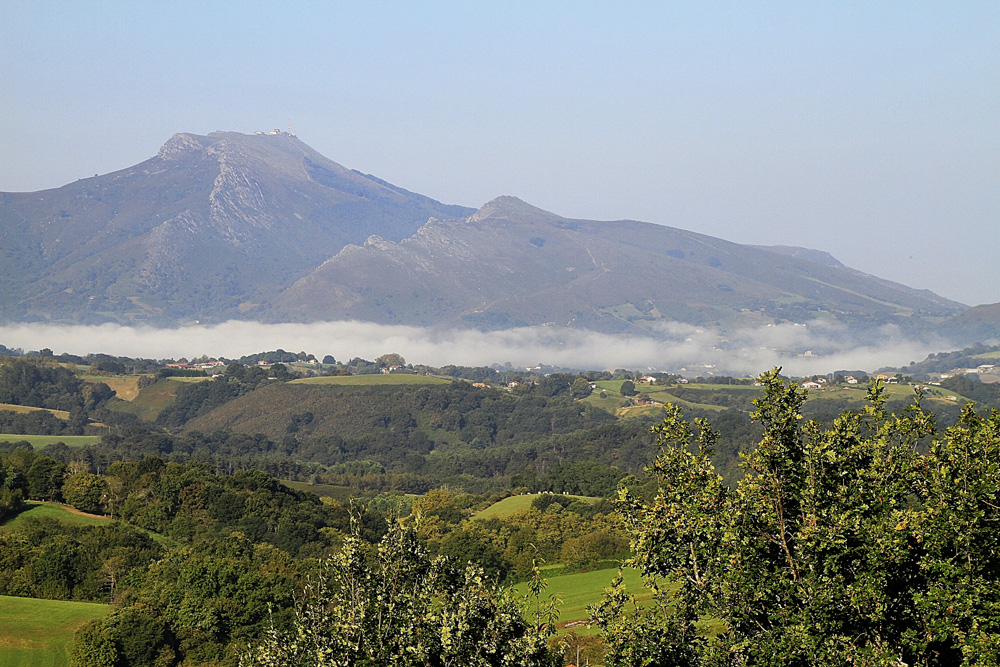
[0,502,111,531]
[79,374,143,401]
[0,595,109,667]
[0,435,101,448]
[513,566,659,628]
[474,493,598,520]
[0,404,69,420]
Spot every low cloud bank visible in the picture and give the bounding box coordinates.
[0,319,948,376]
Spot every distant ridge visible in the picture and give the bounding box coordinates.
[267,195,965,340]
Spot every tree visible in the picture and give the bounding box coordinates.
[26,455,65,500]
[62,472,109,514]
[595,368,1000,666]
[71,606,175,667]
[570,377,593,399]
[619,380,637,397]
[241,522,560,667]
[376,353,406,369]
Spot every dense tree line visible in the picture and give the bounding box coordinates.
[0,518,161,602]
[0,407,86,435]
[0,357,114,413]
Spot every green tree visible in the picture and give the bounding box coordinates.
[595,369,1000,666]
[570,377,593,399]
[62,472,109,514]
[619,380,637,397]
[26,455,65,500]
[241,522,560,667]
[71,606,175,667]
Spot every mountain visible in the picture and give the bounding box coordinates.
[938,303,1000,344]
[0,131,978,343]
[0,131,473,324]
[266,195,964,337]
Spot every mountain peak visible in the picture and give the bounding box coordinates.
[468,196,561,222]
[157,132,211,160]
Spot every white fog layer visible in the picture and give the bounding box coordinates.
[0,320,952,376]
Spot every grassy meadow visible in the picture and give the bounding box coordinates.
[474,494,599,520]
[512,567,674,632]
[0,502,111,531]
[0,595,109,667]
[0,404,70,420]
[79,374,144,401]
[106,377,190,422]
[0,435,101,449]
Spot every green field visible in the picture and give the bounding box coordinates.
[0,435,101,448]
[290,374,451,386]
[0,595,109,666]
[108,377,188,422]
[0,502,111,531]
[513,567,659,627]
[474,494,598,520]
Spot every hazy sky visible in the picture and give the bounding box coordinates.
[3,1,998,306]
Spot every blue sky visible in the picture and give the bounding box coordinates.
[2,1,998,306]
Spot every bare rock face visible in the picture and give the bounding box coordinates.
[157,133,210,160]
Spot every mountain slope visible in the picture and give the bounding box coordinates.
[267,196,964,336]
[0,131,472,324]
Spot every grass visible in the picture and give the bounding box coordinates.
[109,377,187,422]
[0,595,109,667]
[79,374,144,401]
[473,494,598,520]
[0,404,70,420]
[0,502,111,531]
[0,502,175,548]
[289,374,451,386]
[0,435,101,448]
[513,566,660,628]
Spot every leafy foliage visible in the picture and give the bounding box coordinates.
[241,522,561,667]
[0,357,113,412]
[598,368,1000,666]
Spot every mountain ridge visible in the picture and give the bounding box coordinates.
[2,131,992,345]
[264,195,965,339]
